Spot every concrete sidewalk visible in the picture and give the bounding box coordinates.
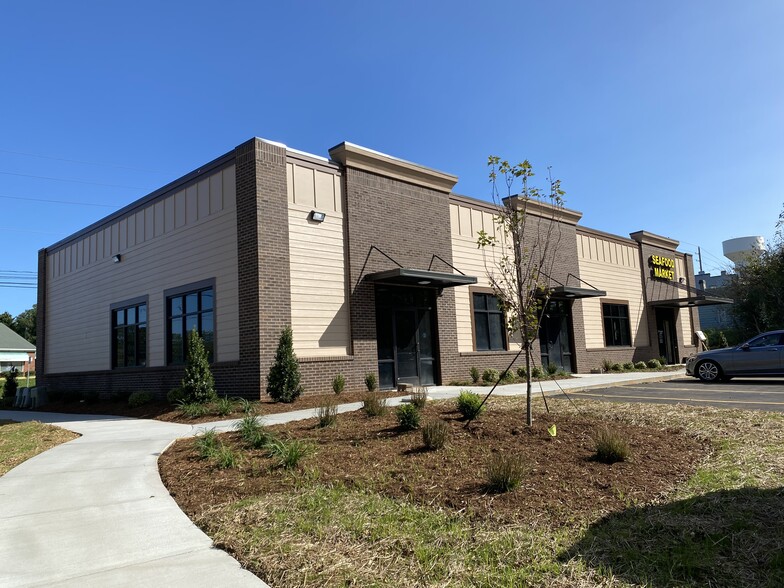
[1,369,682,586]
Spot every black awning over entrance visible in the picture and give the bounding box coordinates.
[548,285,607,300]
[365,268,477,289]
[650,295,733,308]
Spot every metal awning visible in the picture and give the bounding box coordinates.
[649,295,734,308]
[548,285,607,300]
[365,268,477,289]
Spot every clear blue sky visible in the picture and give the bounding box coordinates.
[2,1,783,316]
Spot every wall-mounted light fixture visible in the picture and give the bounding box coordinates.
[679,277,686,284]
[112,254,122,263]
[310,210,326,223]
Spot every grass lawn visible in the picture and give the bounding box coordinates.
[158,397,784,587]
[0,420,78,476]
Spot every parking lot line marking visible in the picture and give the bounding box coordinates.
[621,385,784,395]
[573,391,784,406]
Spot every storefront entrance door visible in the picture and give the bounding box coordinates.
[539,300,574,372]
[655,308,679,365]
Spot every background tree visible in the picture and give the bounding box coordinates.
[476,157,565,426]
[0,312,13,329]
[267,327,303,403]
[13,305,36,345]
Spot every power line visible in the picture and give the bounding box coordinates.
[0,170,144,189]
[0,148,164,173]
[0,194,120,208]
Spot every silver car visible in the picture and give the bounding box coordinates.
[686,330,784,382]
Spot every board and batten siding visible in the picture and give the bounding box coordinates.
[450,202,522,353]
[45,165,240,373]
[675,257,693,343]
[286,160,350,357]
[577,232,649,349]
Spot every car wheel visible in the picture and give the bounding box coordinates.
[696,360,722,382]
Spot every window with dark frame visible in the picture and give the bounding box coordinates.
[473,292,507,351]
[167,287,214,364]
[602,303,632,347]
[112,303,147,368]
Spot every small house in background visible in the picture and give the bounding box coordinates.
[0,323,35,374]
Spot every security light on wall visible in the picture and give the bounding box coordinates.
[310,210,326,223]
[112,254,122,263]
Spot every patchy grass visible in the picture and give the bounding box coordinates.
[160,398,784,587]
[0,420,78,475]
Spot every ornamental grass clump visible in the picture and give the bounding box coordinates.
[362,394,387,417]
[214,395,233,416]
[267,327,303,403]
[316,400,338,428]
[235,414,274,449]
[177,400,208,419]
[194,429,219,459]
[422,419,449,450]
[456,390,485,420]
[594,426,630,464]
[486,453,527,493]
[396,404,421,431]
[409,387,427,409]
[267,438,312,469]
[214,443,241,469]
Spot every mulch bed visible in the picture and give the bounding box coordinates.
[160,400,708,525]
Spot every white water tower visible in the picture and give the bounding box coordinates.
[722,236,766,267]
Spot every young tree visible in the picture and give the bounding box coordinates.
[180,329,216,403]
[476,157,566,426]
[267,327,303,403]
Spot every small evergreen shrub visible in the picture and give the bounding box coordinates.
[623,361,635,371]
[610,363,623,372]
[316,400,338,428]
[214,396,233,416]
[500,369,516,383]
[362,394,387,417]
[364,372,378,392]
[546,363,558,376]
[128,390,153,408]
[2,370,18,399]
[456,390,485,420]
[267,438,311,469]
[556,369,568,377]
[422,420,449,450]
[634,361,647,370]
[195,429,219,459]
[646,358,662,369]
[469,366,481,384]
[486,453,527,492]
[482,368,499,384]
[516,366,527,379]
[658,356,668,366]
[594,427,630,464]
[214,443,241,469]
[167,387,187,405]
[181,330,216,404]
[396,404,421,430]
[409,387,427,408]
[178,401,207,419]
[531,366,544,379]
[267,327,303,403]
[332,373,346,395]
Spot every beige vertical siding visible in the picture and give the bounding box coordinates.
[450,203,520,353]
[45,165,239,373]
[675,257,693,344]
[577,233,649,348]
[286,161,350,357]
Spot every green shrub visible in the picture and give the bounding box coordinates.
[214,396,233,417]
[469,366,481,384]
[214,443,241,469]
[362,394,387,417]
[659,356,668,366]
[409,387,427,409]
[167,387,187,405]
[634,361,647,370]
[486,453,527,492]
[482,368,499,384]
[646,358,662,369]
[500,369,516,383]
[178,400,207,419]
[456,390,485,420]
[610,363,623,372]
[422,420,449,450]
[594,427,630,464]
[601,358,613,373]
[516,366,527,379]
[545,362,558,376]
[396,404,421,430]
[332,373,346,395]
[2,370,18,399]
[556,369,568,377]
[110,390,132,403]
[267,438,312,469]
[623,361,635,371]
[316,400,338,428]
[181,330,217,404]
[194,429,219,459]
[267,327,303,403]
[128,390,153,408]
[364,372,377,392]
[531,366,544,379]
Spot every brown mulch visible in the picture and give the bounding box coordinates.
[25,390,402,424]
[159,399,708,526]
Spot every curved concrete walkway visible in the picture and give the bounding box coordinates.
[0,370,682,587]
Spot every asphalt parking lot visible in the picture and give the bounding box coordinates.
[566,377,784,412]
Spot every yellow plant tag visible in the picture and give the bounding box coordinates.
[547,424,557,437]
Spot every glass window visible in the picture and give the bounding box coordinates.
[167,286,214,364]
[112,302,147,368]
[602,303,631,347]
[473,292,507,351]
